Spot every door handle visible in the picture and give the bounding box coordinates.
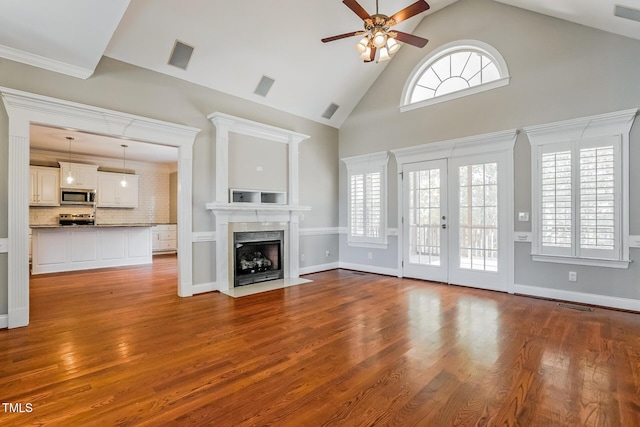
[441,224,447,229]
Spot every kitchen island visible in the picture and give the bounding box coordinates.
[31,224,153,275]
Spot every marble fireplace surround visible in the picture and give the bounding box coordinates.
[206,112,312,296]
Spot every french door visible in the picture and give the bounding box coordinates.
[402,159,449,282]
[402,153,510,292]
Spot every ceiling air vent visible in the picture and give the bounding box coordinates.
[615,5,640,23]
[168,40,194,70]
[254,76,275,97]
[321,103,340,120]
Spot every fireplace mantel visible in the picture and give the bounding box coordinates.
[206,203,308,293]
[206,202,310,218]
[206,112,311,293]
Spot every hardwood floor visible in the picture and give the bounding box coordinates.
[2,256,640,426]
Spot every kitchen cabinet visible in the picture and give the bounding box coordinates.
[152,224,177,253]
[29,166,60,206]
[59,162,99,189]
[97,172,139,208]
[31,226,152,275]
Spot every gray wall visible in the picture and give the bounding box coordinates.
[339,0,640,299]
[0,55,339,311]
[228,133,288,193]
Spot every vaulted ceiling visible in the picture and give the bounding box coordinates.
[1,0,640,131]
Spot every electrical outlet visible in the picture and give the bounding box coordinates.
[325,250,330,257]
[569,271,577,282]
[367,252,373,260]
[300,253,305,262]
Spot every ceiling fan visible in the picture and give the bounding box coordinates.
[322,0,430,63]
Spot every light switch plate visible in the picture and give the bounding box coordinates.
[518,212,530,222]
[630,235,640,248]
[0,238,8,253]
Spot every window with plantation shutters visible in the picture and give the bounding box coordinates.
[540,146,572,256]
[343,152,389,247]
[525,109,636,269]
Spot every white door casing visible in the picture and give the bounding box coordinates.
[391,129,517,292]
[1,86,200,328]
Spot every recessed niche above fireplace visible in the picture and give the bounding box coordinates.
[230,189,286,205]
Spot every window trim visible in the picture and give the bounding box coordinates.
[342,151,389,248]
[400,40,510,113]
[525,109,638,269]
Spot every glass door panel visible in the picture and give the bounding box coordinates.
[402,159,448,282]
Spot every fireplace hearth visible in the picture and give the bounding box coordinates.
[234,230,284,287]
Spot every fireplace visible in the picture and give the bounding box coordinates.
[234,230,284,287]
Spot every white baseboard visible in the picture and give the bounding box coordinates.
[514,283,640,312]
[192,282,218,294]
[338,262,399,277]
[299,262,340,275]
[0,314,8,329]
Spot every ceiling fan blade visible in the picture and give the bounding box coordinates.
[343,0,371,21]
[389,0,430,25]
[394,31,429,48]
[321,31,364,43]
[364,46,377,62]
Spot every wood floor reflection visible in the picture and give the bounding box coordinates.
[2,255,640,426]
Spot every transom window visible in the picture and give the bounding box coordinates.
[401,40,510,112]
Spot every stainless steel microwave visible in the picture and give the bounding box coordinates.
[60,188,96,205]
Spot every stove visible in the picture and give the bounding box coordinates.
[59,213,95,226]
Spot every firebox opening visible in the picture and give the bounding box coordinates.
[234,231,284,287]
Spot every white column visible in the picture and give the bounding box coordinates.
[8,119,30,328]
[177,142,194,297]
[215,215,230,291]
[289,213,300,279]
[211,117,232,203]
[288,137,300,205]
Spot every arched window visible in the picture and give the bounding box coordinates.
[401,40,510,112]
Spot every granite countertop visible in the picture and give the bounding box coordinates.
[30,223,157,229]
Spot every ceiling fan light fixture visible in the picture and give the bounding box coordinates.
[373,31,387,48]
[355,36,369,53]
[378,47,391,62]
[120,144,128,188]
[387,38,400,54]
[65,136,74,184]
[359,46,372,60]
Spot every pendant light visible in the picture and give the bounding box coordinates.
[120,144,128,188]
[65,136,74,185]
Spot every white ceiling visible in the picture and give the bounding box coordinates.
[494,0,640,42]
[103,0,457,128]
[0,0,130,78]
[2,0,640,158]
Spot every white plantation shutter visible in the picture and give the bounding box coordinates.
[365,172,382,238]
[350,174,364,237]
[579,141,620,259]
[540,147,572,256]
[343,152,388,247]
[526,109,635,267]
[534,136,622,261]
